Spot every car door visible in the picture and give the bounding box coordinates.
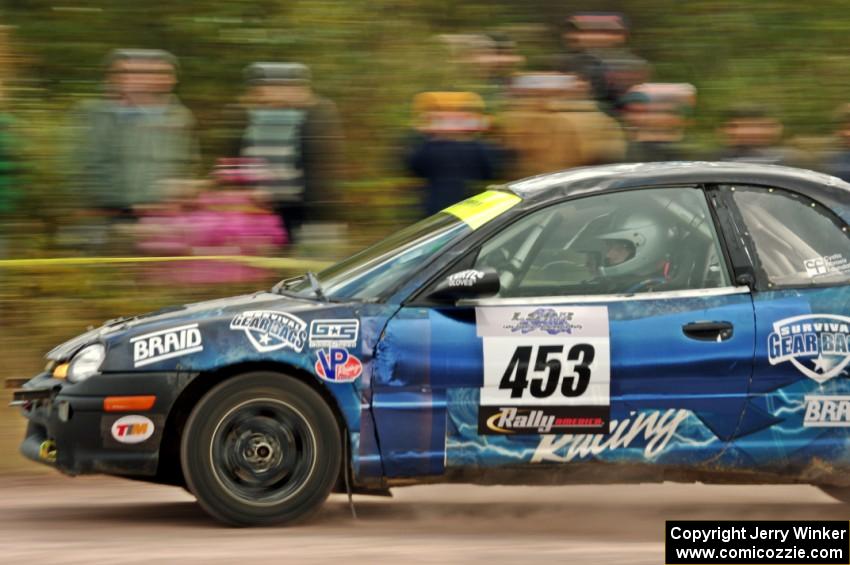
[372,186,755,478]
[713,183,850,474]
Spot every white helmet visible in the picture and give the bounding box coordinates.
[597,212,668,278]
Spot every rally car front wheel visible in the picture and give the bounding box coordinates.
[181,372,341,526]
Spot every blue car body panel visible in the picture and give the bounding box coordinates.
[89,293,399,481]
[720,286,850,477]
[373,292,755,476]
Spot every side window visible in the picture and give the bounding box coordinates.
[729,186,850,287]
[473,187,731,298]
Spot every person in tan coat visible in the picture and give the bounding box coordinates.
[500,72,625,179]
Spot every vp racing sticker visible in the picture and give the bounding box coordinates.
[767,314,850,384]
[476,306,610,435]
[314,348,363,382]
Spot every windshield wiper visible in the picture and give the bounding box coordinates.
[306,271,327,302]
[271,275,301,295]
[270,272,328,301]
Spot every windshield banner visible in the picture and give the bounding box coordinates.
[443,190,522,230]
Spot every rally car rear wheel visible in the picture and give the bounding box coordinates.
[820,485,850,504]
[181,372,341,526]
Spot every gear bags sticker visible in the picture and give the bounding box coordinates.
[230,310,308,353]
[768,314,850,384]
[476,306,611,435]
[310,319,362,383]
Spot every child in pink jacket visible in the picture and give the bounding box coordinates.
[136,164,287,284]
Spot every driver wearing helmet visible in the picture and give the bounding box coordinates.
[603,238,635,268]
[587,210,672,292]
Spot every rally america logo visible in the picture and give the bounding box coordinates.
[230,310,308,353]
[768,314,850,384]
[504,308,578,335]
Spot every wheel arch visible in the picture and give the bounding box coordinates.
[156,361,350,487]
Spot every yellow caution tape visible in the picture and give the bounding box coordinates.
[0,255,332,270]
[443,190,522,230]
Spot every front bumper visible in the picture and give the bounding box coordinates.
[11,371,186,477]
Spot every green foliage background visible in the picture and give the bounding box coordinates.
[3,0,850,284]
[5,1,850,179]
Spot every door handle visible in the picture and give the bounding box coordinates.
[682,321,734,342]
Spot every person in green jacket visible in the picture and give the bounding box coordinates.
[75,49,199,221]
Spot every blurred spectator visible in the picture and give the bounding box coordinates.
[135,175,286,284]
[0,87,18,258]
[556,13,650,115]
[621,83,695,162]
[232,62,343,244]
[500,72,625,178]
[456,33,526,114]
[716,104,795,165]
[405,91,504,217]
[822,104,850,182]
[75,49,199,221]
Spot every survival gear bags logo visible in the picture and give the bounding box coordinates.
[768,314,850,384]
[230,311,308,353]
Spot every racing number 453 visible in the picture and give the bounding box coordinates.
[499,344,596,399]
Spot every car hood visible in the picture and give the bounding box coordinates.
[46,291,340,362]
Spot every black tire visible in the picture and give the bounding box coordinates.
[180,371,341,526]
[820,485,850,504]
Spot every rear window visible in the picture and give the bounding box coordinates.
[729,186,850,287]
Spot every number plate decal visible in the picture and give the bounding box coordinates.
[476,306,611,435]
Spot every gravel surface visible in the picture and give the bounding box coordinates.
[0,476,846,564]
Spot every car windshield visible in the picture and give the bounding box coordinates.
[282,213,470,301]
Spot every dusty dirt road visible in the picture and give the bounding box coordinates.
[0,476,846,564]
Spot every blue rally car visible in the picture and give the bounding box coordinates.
[11,162,850,525]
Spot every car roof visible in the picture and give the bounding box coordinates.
[506,162,850,213]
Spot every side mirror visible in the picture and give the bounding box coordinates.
[426,268,501,302]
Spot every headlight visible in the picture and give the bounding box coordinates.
[67,344,105,383]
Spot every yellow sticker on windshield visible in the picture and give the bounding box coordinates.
[443,190,522,230]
